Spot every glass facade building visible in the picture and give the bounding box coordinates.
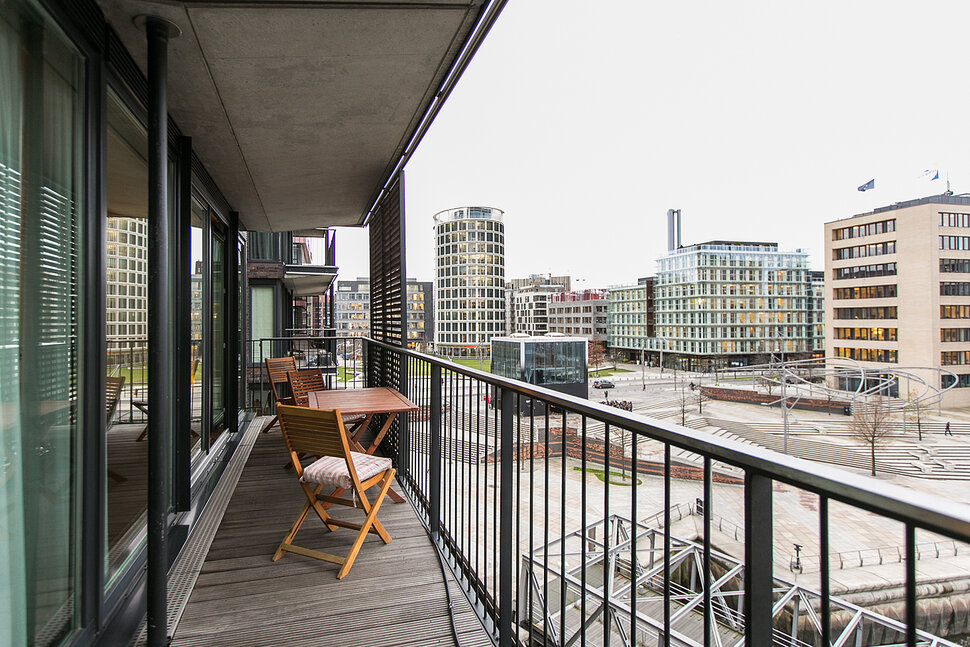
[433,206,506,357]
[652,241,812,367]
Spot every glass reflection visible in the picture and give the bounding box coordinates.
[0,3,84,642]
[105,88,149,578]
[190,200,203,453]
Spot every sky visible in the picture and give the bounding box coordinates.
[327,0,970,289]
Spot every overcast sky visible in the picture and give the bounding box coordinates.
[329,0,970,289]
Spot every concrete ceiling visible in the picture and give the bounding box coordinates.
[97,0,485,232]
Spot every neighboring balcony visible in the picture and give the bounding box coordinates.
[284,229,338,297]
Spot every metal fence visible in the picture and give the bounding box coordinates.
[242,336,367,416]
[362,338,970,647]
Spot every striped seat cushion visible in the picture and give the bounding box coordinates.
[301,452,392,489]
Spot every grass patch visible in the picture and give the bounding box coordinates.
[574,466,641,486]
[336,368,360,382]
[107,365,148,385]
[589,367,633,377]
[451,358,491,372]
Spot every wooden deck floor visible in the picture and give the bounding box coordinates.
[171,429,493,647]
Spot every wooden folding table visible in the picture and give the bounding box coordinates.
[308,387,418,503]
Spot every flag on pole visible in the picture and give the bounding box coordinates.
[920,168,940,181]
[857,179,875,192]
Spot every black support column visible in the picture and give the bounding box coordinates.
[142,15,180,647]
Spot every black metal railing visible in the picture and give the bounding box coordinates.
[242,335,367,415]
[360,337,970,647]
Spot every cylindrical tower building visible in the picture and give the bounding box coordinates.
[433,206,506,357]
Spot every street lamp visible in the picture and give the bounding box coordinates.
[640,345,645,391]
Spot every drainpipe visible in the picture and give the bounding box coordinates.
[140,15,180,647]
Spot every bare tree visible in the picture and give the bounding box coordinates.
[678,381,706,425]
[588,340,607,375]
[904,390,927,441]
[850,397,895,476]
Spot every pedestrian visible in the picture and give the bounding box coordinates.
[945,421,953,436]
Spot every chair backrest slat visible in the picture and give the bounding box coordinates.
[287,368,326,407]
[265,357,298,404]
[277,405,350,459]
[106,375,126,424]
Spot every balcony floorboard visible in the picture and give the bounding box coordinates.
[171,428,492,647]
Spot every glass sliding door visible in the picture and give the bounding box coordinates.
[104,88,150,578]
[0,2,85,643]
[189,197,230,449]
[189,199,204,454]
[211,219,227,438]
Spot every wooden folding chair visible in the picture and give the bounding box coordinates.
[287,368,326,407]
[283,368,367,470]
[273,405,395,579]
[261,356,298,433]
[288,367,367,427]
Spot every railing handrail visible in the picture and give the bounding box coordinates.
[364,336,970,543]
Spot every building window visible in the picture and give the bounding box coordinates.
[940,236,970,251]
[942,351,970,365]
[834,327,897,341]
[941,305,970,319]
[833,241,895,260]
[940,212,970,228]
[941,328,970,343]
[248,232,281,261]
[834,306,897,320]
[941,282,970,296]
[833,263,897,281]
[833,285,897,300]
[942,374,970,389]
[835,347,897,362]
[941,259,970,273]
[832,219,895,240]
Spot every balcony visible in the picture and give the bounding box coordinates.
[284,229,339,297]
[162,336,970,646]
[169,423,492,647]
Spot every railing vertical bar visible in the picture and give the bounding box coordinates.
[515,393,521,642]
[260,340,266,416]
[603,422,611,647]
[743,471,773,646]
[703,457,712,647]
[664,443,671,647]
[429,363,442,539]
[906,523,917,647]
[543,406,550,644]
[528,399,535,643]
[560,407,567,646]
[631,428,638,646]
[493,385,499,605]
[499,386,514,647]
[820,496,830,647]
[581,415,587,647]
[466,376,472,596]
[481,376,488,599]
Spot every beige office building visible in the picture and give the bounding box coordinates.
[824,194,970,407]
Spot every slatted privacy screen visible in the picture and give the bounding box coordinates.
[368,172,407,460]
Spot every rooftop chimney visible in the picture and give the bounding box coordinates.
[667,209,681,251]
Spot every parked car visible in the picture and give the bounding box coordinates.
[592,379,615,389]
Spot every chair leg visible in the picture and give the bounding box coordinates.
[273,500,312,561]
[337,469,395,579]
[107,468,127,483]
[261,415,279,434]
